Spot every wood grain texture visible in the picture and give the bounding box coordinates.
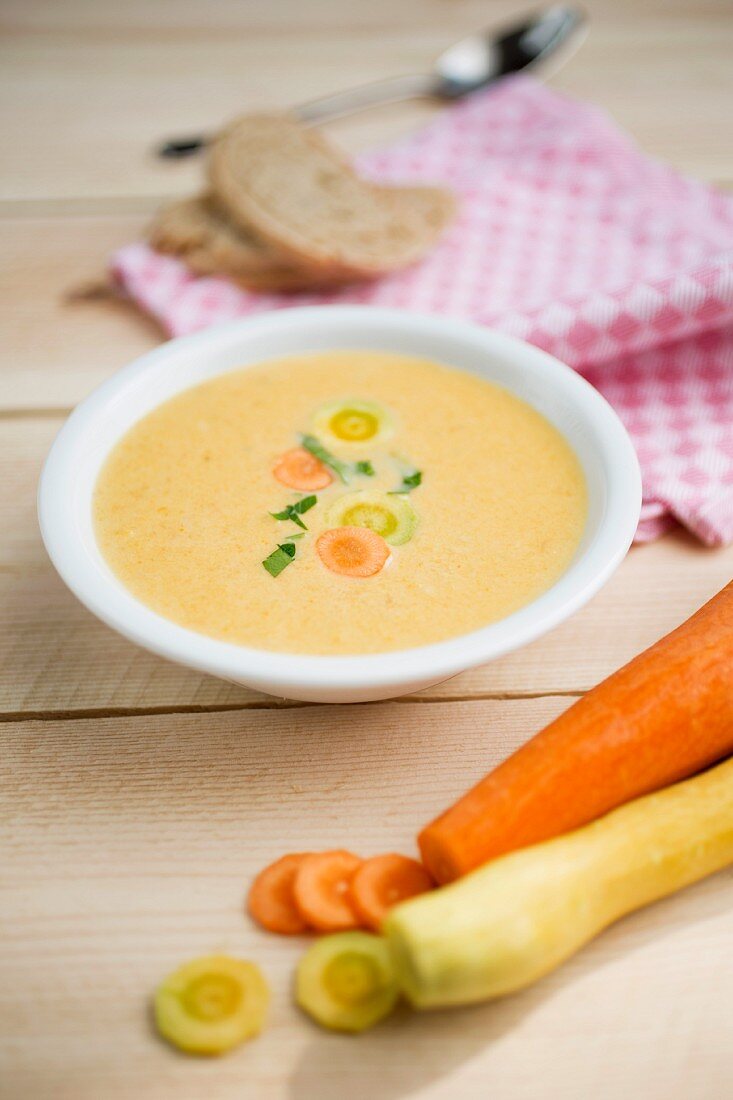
[4,417,733,716]
[2,2,732,1098]
[2,701,732,1100]
[0,212,161,411]
[1,0,732,203]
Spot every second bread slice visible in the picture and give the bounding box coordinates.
[149,195,341,290]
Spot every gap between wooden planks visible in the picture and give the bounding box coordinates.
[2,699,732,1100]
[3,414,733,719]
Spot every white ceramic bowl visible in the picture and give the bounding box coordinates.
[39,306,641,703]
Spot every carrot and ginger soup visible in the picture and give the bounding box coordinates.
[93,351,587,654]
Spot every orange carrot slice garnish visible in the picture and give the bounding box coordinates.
[350,854,434,931]
[316,526,390,577]
[248,853,312,934]
[273,447,333,491]
[293,850,363,932]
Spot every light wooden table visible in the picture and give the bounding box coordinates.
[1,3,732,1098]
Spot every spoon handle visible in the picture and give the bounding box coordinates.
[157,73,437,158]
[296,72,437,123]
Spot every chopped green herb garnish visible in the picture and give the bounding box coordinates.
[301,434,350,484]
[354,460,375,477]
[270,494,317,530]
[262,541,297,578]
[389,469,422,494]
[280,511,307,530]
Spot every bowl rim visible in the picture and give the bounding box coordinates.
[38,305,641,693]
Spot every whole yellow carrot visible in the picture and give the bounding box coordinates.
[387,755,733,1010]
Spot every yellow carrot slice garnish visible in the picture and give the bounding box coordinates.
[326,490,417,545]
[312,399,392,445]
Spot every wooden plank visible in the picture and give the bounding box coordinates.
[0,212,160,411]
[4,417,732,715]
[2,2,732,412]
[0,0,731,202]
[2,5,732,1099]
[1,700,731,1100]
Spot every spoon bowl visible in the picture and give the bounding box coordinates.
[435,5,586,96]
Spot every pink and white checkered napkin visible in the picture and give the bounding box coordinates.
[113,77,733,545]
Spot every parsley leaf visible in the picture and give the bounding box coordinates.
[301,434,350,483]
[273,509,307,530]
[262,541,297,578]
[354,460,375,477]
[389,469,422,494]
[270,494,317,530]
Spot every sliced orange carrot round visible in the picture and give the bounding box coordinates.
[316,526,390,578]
[350,854,434,931]
[293,850,364,932]
[248,853,312,935]
[273,447,333,491]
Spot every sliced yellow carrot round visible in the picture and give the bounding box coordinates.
[296,931,400,1032]
[350,854,434,932]
[293,850,363,932]
[312,399,392,445]
[247,853,312,935]
[273,447,333,491]
[154,955,269,1055]
[316,526,390,578]
[325,490,417,546]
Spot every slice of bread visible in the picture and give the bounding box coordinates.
[208,114,455,279]
[150,195,274,275]
[149,195,345,290]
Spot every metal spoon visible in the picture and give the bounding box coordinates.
[157,5,586,158]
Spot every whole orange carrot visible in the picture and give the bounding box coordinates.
[419,581,733,884]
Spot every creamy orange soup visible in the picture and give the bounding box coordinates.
[94,351,587,654]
